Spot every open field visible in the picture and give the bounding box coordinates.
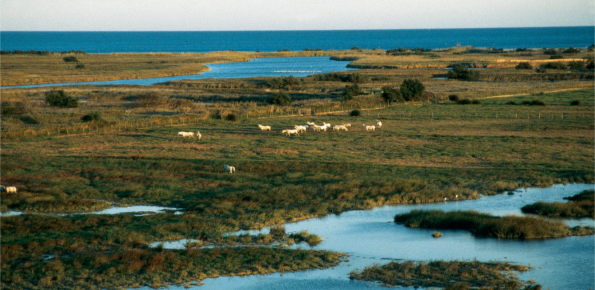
[1,48,594,289]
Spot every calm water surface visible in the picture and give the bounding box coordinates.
[0,57,354,89]
[144,184,594,290]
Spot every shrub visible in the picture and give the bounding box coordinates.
[568,61,585,69]
[448,94,459,102]
[1,102,28,116]
[447,65,480,80]
[75,63,85,69]
[587,59,595,69]
[81,112,104,122]
[45,90,79,108]
[507,101,517,105]
[515,62,532,70]
[20,115,39,124]
[563,47,581,54]
[456,99,471,105]
[570,100,581,106]
[521,99,546,106]
[535,67,547,73]
[542,62,567,69]
[381,86,403,102]
[471,100,481,105]
[343,84,363,100]
[349,109,361,117]
[549,55,563,59]
[225,114,237,122]
[400,79,425,101]
[63,56,79,62]
[266,76,302,89]
[543,48,559,55]
[271,92,291,105]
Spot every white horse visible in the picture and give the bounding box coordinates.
[376,120,383,128]
[178,131,194,138]
[363,124,376,132]
[196,131,202,141]
[258,124,272,131]
[282,129,299,136]
[224,165,236,174]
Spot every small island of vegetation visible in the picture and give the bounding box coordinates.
[349,260,541,289]
[394,210,594,239]
[521,189,594,218]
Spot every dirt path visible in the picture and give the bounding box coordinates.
[482,88,586,99]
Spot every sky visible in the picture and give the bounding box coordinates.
[1,0,593,31]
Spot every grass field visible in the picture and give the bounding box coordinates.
[1,48,594,289]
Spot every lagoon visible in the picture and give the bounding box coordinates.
[147,184,594,290]
[0,57,355,89]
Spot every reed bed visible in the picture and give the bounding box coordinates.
[521,189,594,218]
[394,210,594,239]
[349,260,537,289]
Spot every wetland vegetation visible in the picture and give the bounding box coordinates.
[521,189,594,218]
[349,260,540,289]
[1,46,593,289]
[394,210,594,239]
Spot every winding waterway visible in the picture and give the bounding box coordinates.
[0,57,355,89]
[144,184,594,290]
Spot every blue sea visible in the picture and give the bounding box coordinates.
[2,27,593,53]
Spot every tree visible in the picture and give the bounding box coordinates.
[381,86,403,102]
[447,65,480,80]
[400,79,425,101]
[343,84,363,100]
[271,92,291,105]
[515,62,532,70]
[45,90,79,108]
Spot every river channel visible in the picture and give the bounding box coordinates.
[145,183,594,290]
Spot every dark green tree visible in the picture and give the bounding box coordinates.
[447,65,480,80]
[381,86,403,102]
[343,84,363,100]
[271,92,291,105]
[45,90,79,108]
[400,79,425,101]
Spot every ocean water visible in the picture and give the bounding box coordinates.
[2,27,593,53]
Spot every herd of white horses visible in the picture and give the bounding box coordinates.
[177,120,383,174]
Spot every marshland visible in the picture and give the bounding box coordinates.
[1,46,594,289]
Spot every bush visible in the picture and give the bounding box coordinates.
[471,100,481,105]
[63,56,79,62]
[515,62,532,70]
[535,67,547,73]
[349,109,361,117]
[45,90,79,108]
[507,101,517,105]
[543,48,559,55]
[271,92,291,105]
[563,47,581,54]
[456,99,471,105]
[20,115,39,124]
[570,100,581,106]
[381,86,403,102]
[549,55,563,59]
[75,63,85,69]
[521,99,546,106]
[225,114,237,122]
[448,94,459,102]
[266,76,302,89]
[1,102,28,116]
[568,61,585,69]
[447,64,480,80]
[587,59,595,69]
[400,79,425,101]
[81,112,104,122]
[542,62,567,69]
[343,84,363,100]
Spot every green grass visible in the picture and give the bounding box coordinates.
[349,260,538,289]
[521,189,594,218]
[394,210,594,239]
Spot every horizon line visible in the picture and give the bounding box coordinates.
[2,25,594,33]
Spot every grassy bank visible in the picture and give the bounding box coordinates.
[349,260,539,289]
[394,210,594,239]
[521,189,594,218]
[2,246,344,290]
